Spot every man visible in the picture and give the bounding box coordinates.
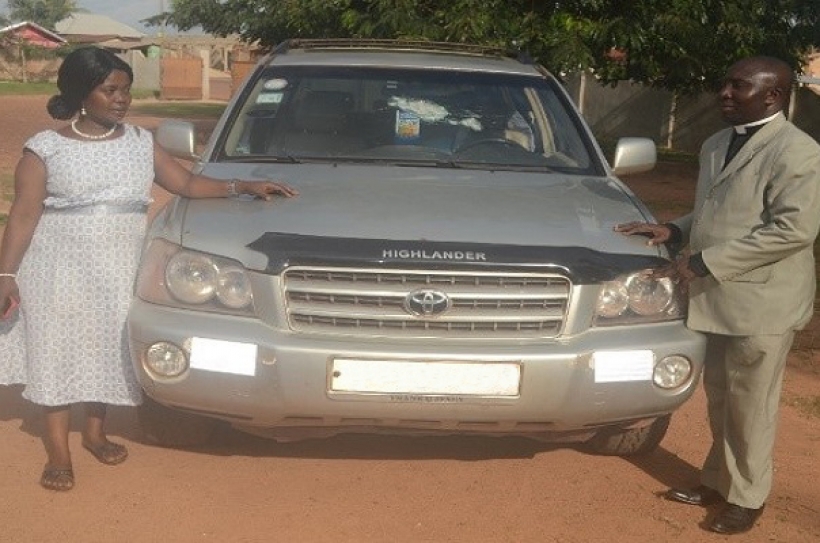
[616,56,820,535]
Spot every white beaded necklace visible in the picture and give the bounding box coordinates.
[71,118,118,140]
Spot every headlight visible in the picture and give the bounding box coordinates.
[166,252,219,304]
[216,266,254,309]
[135,239,256,315]
[595,269,684,326]
[597,281,629,318]
[624,273,675,316]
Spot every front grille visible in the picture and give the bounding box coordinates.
[283,267,571,338]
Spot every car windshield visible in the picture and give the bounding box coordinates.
[219,65,597,174]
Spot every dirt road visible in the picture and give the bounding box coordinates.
[1,96,819,542]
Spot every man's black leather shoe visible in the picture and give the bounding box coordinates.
[665,485,723,506]
[709,504,764,534]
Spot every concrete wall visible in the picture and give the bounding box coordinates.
[0,57,61,82]
[564,74,672,145]
[121,50,160,92]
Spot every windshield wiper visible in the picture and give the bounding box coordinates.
[446,160,554,173]
[222,154,301,164]
[433,159,462,169]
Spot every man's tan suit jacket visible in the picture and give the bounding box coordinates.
[671,114,820,336]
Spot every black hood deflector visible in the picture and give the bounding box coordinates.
[247,233,666,284]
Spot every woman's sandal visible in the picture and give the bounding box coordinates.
[82,440,128,466]
[40,466,74,491]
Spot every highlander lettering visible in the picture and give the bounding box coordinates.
[383,249,487,261]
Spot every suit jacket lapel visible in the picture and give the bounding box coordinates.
[707,130,732,185]
[708,115,787,189]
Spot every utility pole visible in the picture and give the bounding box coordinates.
[158,0,166,38]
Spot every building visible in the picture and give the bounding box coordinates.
[0,22,66,81]
[0,21,66,49]
[55,13,144,44]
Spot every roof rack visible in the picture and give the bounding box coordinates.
[277,38,518,59]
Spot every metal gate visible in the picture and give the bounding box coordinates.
[161,56,203,100]
[231,60,257,97]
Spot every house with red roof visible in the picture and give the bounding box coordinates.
[0,21,67,49]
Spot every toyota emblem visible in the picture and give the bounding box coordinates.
[404,289,451,317]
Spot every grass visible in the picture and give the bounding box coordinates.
[131,89,161,100]
[657,147,698,163]
[130,101,226,119]
[0,81,57,96]
[0,81,187,104]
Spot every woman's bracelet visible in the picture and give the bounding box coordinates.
[0,273,16,279]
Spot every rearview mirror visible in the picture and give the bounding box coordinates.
[156,119,199,161]
[611,137,656,176]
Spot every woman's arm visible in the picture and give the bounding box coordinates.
[0,151,48,317]
[152,142,298,200]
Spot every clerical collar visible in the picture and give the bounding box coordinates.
[733,111,782,134]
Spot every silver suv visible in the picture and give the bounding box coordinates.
[128,40,705,454]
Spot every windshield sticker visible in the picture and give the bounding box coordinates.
[264,78,289,90]
[256,92,283,104]
[395,110,421,142]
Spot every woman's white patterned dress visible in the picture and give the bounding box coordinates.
[0,124,154,406]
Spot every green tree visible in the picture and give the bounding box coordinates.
[146,0,819,94]
[7,0,78,30]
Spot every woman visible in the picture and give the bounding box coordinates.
[0,47,297,491]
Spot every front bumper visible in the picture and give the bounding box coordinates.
[128,299,706,436]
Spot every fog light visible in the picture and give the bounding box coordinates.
[144,341,188,378]
[653,355,692,389]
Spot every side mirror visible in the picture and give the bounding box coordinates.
[611,137,656,176]
[156,119,199,161]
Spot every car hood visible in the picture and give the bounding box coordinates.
[170,164,660,272]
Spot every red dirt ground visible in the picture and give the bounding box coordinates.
[0,95,818,543]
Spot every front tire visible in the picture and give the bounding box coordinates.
[585,414,671,456]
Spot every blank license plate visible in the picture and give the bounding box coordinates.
[330,358,521,396]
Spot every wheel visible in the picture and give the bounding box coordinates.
[584,414,671,456]
[138,394,218,448]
